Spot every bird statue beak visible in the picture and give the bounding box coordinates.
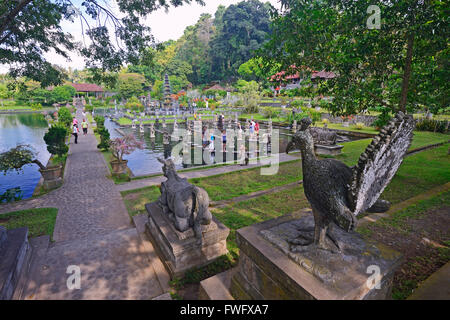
[286,141,294,154]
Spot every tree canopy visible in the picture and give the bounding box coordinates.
[261,0,449,115]
[0,0,205,86]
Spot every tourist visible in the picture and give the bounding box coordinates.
[222,130,227,152]
[72,123,79,144]
[254,121,259,136]
[81,119,88,135]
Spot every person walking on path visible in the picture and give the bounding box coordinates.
[72,123,79,144]
[81,119,88,135]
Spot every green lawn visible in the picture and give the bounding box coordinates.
[121,186,161,218]
[382,144,450,204]
[314,122,379,134]
[191,159,302,201]
[357,190,450,299]
[120,135,448,218]
[0,208,58,240]
[239,113,286,123]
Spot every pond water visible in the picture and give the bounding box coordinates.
[0,113,50,200]
[97,107,365,177]
[104,117,294,176]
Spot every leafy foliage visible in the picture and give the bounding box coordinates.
[415,118,448,133]
[125,96,144,112]
[117,73,145,99]
[43,125,69,156]
[109,134,144,162]
[57,106,72,127]
[0,144,41,174]
[1,0,204,85]
[261,0,448,115]
[0,187,23,203]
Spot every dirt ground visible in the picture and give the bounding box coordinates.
[365,206,450,299]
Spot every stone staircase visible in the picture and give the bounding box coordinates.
[0,226,32,300]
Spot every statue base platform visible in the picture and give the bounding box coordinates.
[42,178,63,190]
[145,202,229,278]
[314,144,344,156]
[229,210,402,300]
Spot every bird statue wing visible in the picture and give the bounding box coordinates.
[348,112,415,216]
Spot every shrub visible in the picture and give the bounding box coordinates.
[109,134,143,162]
[94,115,105,128]
[355,122,364,130]
[244,104,259,114]
[290,100,304,108]
[262,107,279,119]
[287,112,309,124]
[57,107,72,128]
[0,187,23,203]
[97,127,110,150]
[415,118,448,133]
[322,118,329,125]
[0,144,46,174]
[31,103,42,110]
[307,108,322,125]
[125,96,144,112]
[85,104,94,113]
[44,125,69,157]
[372,107,392,129]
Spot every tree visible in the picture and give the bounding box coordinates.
[261,0,448,115]
[0,0,205,86]
[0,144,46,174]
[110,134,143,162]
[238,80,260,113]
[43,125,69,157]
[117,73,145,99]
[51,85,76,103]
[238,56,280,85]
[57,106,72,128]
[209,0,273,81]
[175,13,215,84]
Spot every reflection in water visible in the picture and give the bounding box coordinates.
[104,117,293,177]
[0,113,50,200]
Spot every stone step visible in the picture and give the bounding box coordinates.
[14,235,50,300]
[0,227,31,300]
[408,262,450,300]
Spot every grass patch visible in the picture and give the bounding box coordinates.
[314,122,379,134]
[191,159,302,201]
[0,208,58,240]
[169,185,309,292]
[382,144,450,205]
[121,186,161,217]
[357,191,450,299]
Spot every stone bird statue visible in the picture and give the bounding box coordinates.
[286,112,415,252]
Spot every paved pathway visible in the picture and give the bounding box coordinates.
[1,107,168,300]
[118,152,301,192]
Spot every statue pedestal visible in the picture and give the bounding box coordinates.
[145,202,229,278]
[314,144,344,156]
[230,210,402,300]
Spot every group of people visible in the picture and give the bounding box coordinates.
[249,119,259,136]
[71,115,89,144]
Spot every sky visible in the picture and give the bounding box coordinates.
[0,0,281,73]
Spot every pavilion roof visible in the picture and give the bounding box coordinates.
[69,83,104,92]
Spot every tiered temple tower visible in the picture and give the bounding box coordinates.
[163,74,172,109]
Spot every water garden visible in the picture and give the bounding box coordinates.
[0,0,449,304]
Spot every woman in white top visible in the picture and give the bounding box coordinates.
[72,123,79,144]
